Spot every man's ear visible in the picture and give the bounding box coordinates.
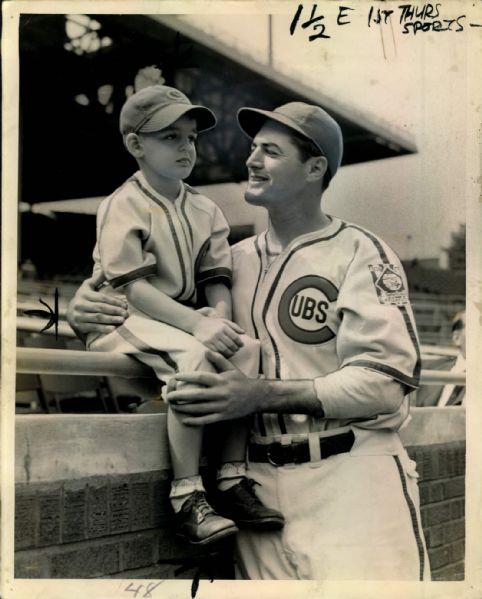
[306,155,328,183]
[125,133,144,158]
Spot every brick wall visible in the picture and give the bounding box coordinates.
[15,470,234,579]
[407,441,465,580]
[15,408,465,580]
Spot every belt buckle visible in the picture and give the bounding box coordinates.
[266,442,284,467]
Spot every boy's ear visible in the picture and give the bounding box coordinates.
[306,155,328,183]
[125,133,144,158]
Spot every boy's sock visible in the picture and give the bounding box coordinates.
[217,461,247,492]
[170,475,205,513]
[214,462,285,531]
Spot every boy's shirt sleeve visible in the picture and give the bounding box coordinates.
[195,205,233,288]
[95,192,157,289]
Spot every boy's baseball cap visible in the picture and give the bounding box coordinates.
[120,85,217,135]
[237,102,343,179]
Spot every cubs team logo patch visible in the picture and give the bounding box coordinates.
[369,264,409,306]
[278,275,338,344]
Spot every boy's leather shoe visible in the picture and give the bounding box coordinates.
[215,478,285,531]
[176,491,239,545]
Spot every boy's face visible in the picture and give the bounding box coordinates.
[137,114,198,182]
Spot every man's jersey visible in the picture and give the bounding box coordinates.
[231,217,421,438]
[93,170,232,305]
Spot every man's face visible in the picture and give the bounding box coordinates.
[137,114,197,183]
[244,121,311,209]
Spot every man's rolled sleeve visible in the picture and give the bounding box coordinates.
[314,366,405,419]
[336,235,421,393]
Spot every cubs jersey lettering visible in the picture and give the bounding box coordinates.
[231,217,421,439]
[92,170,232,304]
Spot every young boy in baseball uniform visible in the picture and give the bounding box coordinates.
[88,85,284,545]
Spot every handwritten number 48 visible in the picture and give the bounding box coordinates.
[125,582,162,598]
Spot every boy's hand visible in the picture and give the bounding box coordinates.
[192,316,244,358]
[196,306,218,317]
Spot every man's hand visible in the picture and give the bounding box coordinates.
[66,271,129,335]
[192,316,245,358]
[167,350,263,426]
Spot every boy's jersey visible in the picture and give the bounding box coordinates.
[93,170,232,305]
[231,217,421,437]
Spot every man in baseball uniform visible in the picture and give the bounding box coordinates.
[68,101,429,580]
[167,102,430,580]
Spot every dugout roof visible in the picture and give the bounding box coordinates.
[19,14,416,205]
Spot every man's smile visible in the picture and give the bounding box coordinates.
[248,171,269,182]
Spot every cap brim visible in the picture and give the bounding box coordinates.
[237,107,323,154]
[139,104,217,134]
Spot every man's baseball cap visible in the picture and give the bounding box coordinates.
[237,102,343,180]
[120,85,217,136]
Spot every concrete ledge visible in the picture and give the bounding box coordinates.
[16,408,465,484]
[400,407,465,446]
[15,409,466,580]
[16,414,170,484]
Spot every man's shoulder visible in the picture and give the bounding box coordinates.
[335,219,402,263]
[231,235,261,281]
[337,219,388,246]
[231,234,259,256]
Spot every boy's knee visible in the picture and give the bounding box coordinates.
[179,341,212,371]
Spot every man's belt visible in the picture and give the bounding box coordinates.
[248,430,355,467]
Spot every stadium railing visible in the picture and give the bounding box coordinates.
[16,347,466,385]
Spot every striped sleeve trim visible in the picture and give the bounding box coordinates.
[196,267,232,287]
[110,264,157,289]
[399,305,422,381]
[343,224,422,386]
[194,238,211,277]
[117,325,178,371]
[344,360,420,391]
